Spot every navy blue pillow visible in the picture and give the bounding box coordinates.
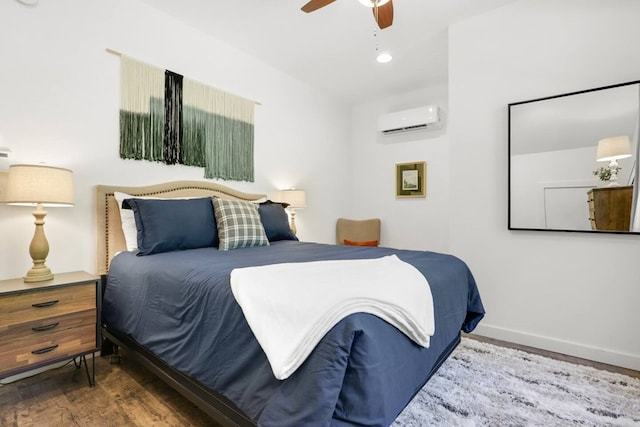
[258,201,298,242]
[123,197,218,255]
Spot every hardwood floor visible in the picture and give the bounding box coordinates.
[0,352,214,427]
[1,336,637,426]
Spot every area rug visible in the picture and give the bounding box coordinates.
[393,337,640,426]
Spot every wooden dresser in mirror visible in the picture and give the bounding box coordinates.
[587,186,633,231]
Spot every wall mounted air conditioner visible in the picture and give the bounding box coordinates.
[377,105,440,135]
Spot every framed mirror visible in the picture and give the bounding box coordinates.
[508,80,640,234]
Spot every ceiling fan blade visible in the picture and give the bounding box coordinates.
[301,0,336,13]
[373,0,393,29]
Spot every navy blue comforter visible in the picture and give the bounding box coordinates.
[102,241,484,426]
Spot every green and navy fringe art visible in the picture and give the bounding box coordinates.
[119,56,255,181]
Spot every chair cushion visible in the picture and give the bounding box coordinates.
[343,239,379,247]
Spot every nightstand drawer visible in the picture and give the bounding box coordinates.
[0,271,100,385]
[0,284,95,328]
[0,324,96,376]
[0,309,96,340]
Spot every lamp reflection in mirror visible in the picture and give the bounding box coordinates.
[596,136,632,187]
[4,164,74,282]
[277,189,306,235]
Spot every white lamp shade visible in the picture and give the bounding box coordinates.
[5,164,74,206]
[278,189,307,209]
[596,136,632,162]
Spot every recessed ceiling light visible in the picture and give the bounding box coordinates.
[358,0,391,7]
[376,52,392,63]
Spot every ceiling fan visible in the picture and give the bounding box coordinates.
[301,0,394,30]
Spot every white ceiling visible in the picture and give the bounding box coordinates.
[138,0,516,105]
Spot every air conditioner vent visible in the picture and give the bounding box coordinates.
[378,106,440,135]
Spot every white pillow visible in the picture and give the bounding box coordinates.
[113,192,140,251]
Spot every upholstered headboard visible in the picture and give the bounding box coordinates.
[95,180,266,276]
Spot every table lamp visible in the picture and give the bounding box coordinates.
[596,136,632,187]
[278,189,306,235]
[4,164,74,282]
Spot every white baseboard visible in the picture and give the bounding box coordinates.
[472,324,640,372]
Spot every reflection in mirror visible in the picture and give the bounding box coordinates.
[509,81,640,234]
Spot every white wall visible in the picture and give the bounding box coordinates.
[0,0,351,279]
[350,86,451,253]
[449,0,640,369]
[510,146,628,230]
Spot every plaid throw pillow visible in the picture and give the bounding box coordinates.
[212,198,270,251]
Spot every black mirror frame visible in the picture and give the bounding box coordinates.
[508,80,640,235]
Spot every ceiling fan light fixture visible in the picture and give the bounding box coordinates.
[358,0,391,8]
[376,52,392,63]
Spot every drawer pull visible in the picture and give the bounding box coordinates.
[31,344,59,355]
[32,322,60,332]
[32,300,60,308]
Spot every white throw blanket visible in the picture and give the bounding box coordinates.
[230,255,434,380]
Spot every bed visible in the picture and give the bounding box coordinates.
[96,180,485,427]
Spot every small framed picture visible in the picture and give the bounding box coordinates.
[395,161,426,198]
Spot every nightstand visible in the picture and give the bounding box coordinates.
[0,271,100,386]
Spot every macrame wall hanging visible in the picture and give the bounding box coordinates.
[118,54,256,182]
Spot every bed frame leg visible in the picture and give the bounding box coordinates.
[101,334,120,361]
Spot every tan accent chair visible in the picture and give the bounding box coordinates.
[336,218,381,246]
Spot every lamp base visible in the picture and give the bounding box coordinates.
[24,204,54,282]
[606,159,621,187]
[290,211,298,235]
[24,265,54,282]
